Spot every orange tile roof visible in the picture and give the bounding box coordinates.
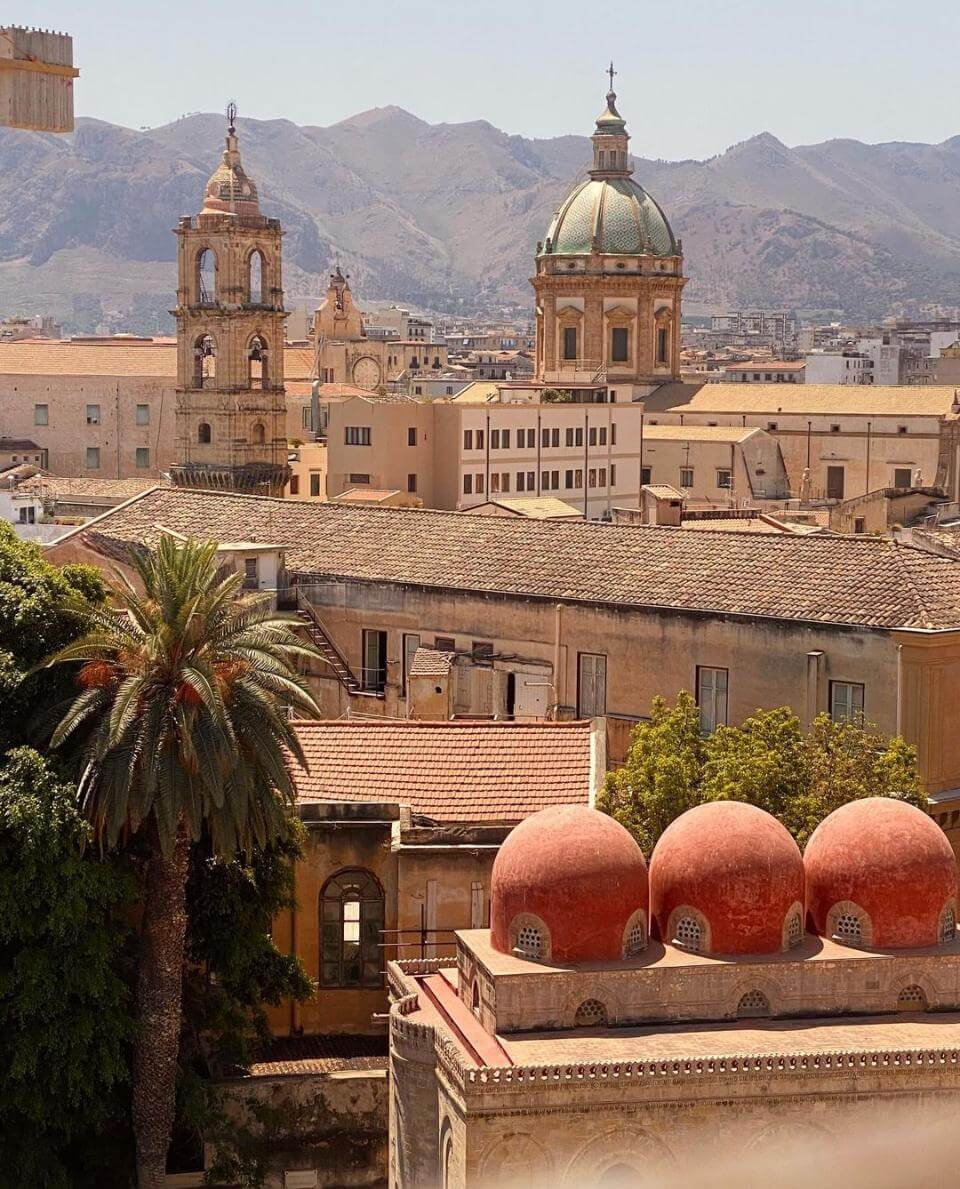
[290,719,594,823]
[65,487,960,630]
[408,647,455,677]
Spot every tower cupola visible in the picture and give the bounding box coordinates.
[590,63,631,178]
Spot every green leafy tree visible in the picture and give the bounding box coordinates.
[0,747,135,1188]
[0,522,104,749]
[600,693,927,852]
[42,536,323,1188]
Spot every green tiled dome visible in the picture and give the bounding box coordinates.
[541,176,678,258]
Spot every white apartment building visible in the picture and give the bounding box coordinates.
[804,351,874,385]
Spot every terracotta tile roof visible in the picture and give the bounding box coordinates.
[18,475,162,500]
[408,647,455,677]
[0,437,42,452]
[247,1034,387,1077]
[642,484,685,499]
[290,719,594,823]
[471,497,583,519]
[645,381,959,418]
[61,487,960,630]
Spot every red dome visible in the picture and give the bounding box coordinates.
[804,798,957,949]
[490,806,648,963]
[649,802,804,955]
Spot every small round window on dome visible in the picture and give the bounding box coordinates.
[674,915,702,952]
[834,912,863,944]
[624,920,646,957]
[941,907,956,944]
[786,911,803,948]
[736,989,770,1018]
[515,924,543,960]
[897,984,927,1011]
[574,998,608,1027]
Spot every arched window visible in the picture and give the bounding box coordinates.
[196,248,216,304]
[674,915,702,952]
[942,906,956,943]
[897,984,927,1011]
[193,334,216,388]
[248,335,268,389]
[248,249,265,305]
[515,923,543,959]
[320,868,383,988]
[736,989,770,1018]
[197,422,212,445]
[622,910,647,958]
[834,912,863,944]
[251,421,266,446]
[440,1122,454,1189]
[471,981,480,1015]
[574,998,607,1027]
[786,910,803,948]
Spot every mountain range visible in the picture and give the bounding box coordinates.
[1,107,960,332]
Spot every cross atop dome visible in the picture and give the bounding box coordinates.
[199,101,261,220]
[591,66,630,176]
[607,60,617,94]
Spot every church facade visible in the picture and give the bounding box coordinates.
[532,74,686,399]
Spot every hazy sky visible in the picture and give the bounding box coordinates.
[14,0,960,159]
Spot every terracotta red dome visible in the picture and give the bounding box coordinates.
[649,801,805,955]
[490,805,648,963]
[804,797,957,949]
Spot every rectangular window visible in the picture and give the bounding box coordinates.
[767,421,778,431]
[348,473,370,485]
[826,465,845,499]
[34,403,48,426]
[599,426,607,446]
[463,473,473,495]
[476,429,484,449]
[578,652,607,717]
[464,428,473,451]
[290,475,300,495]
[610,464,616,485]
[551,469,559,489]
[135,447,150,469]
[243,557,259,589]
[345,426,371,446]
[310,473,321,497]
[599,467,607,486]
[588,468,597,488]
[830,681,864,723]
[589,427,597,447]
[472,641,494,664]
[475,473,484,494]
[716,468,732,489]
[893,467,912,489]
[85,447,100,469]
[575,468,583,488]
[697,666,728,734]
[575,427,583,447]
[611,423,617,445]
[541,470,550,490]
[407,473,417,493]
[470,881,485,929]
[656,327,668,364]
[136,403,150,426]
[501,472,510,492]
[527,470,535,490]
[641,466,651,486]
[551,428,560,447]
[517,471,526,492]
[502,429,511,449]
[435,636,455,652]
[408,427,417,446]
[854,516,865,534]
[491,429,500,449]
[527,428,536,447]
[565,469,574,489]
[565,427,574,447]
[541,427,550,448]
[86,403,101,425]
[402,632,421,694]
[611,326,629,363]
[491,473,500,493]
[361,629,387,694]
[680,467,694,488]
[19,506,36,524]
[563,325,578,360]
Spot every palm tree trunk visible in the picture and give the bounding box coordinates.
[132,828,190,1188]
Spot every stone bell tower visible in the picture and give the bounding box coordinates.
[171,104,289,494]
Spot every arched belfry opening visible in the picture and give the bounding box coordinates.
[172,103,289,495]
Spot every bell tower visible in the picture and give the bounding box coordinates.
[171,104,289,494]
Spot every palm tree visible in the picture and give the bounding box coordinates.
[41,536,322,1187]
